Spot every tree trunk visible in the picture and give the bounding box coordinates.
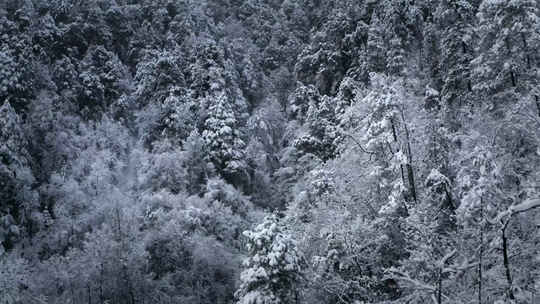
[406,164,417,203]
[100,264,104,304]
[88,284,92,304]
[521,33,531,69]
[535,95,540,118]
[478,197,484,304]
[437,269,442,304]
[71,282,76,304]
[462,41,472,92]
[510,70,516,87]
[400,110,418,204]
[502,221,515,300]
[389,118,407,191]
[478,262,482,304]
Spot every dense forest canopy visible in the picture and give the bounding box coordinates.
[0,0,539,303]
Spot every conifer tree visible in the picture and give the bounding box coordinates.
[0,101,35,251]
[436,0,476,106]
[235,214,303,304]
[473,0,540,114]
[367,11,387,73]
[386,36,406,77]
[203,92,248,185]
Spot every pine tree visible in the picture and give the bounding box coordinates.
[367,11,387,73]
[473,0,540,114]
[134,48,186,108]
[294,95,339,161]
[78,45,129,113]
[202,92,248,185]
[288,84,321,123]
[0,253,30,301]
[436,0,476,106]
[386,35,406,77]
[421,114,459,235]
[0,101,35,251]
[362,73,417,208]
[454,109,540,302]
[134,49,188,147]
[422,19,443,91]
[0,14,34,112]
[235,214,303,304]
[380,0,419,77]
[182,130,213,195]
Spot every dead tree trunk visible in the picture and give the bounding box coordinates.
[478,197,484,304]
[437,268,443,304]
[399,109,418,204]
[535,95,540,118]
[502,219,515,300]
[88,284,92,304]
[390,118,408,194]
[99,263,104,304]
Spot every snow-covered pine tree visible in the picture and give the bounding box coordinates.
[0,16,34,113]
[367,10,387,74]
[294,95,339,161]
[235,214,303,304]
[455,112,540,302]
[473,0,540,114]
[202,91,248,186]
[0,101,35,251]
[362,73,417,209]
[386,35,406,77]
[380,0,418,77]
[288,84,321,123]
[436,0,476,107]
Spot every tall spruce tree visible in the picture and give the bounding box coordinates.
[473,0,540,114]
[203,91,248,186]
[235,214,303,304]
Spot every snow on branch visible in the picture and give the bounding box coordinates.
[488,198,540,225]
[437,249,457,268]
[387,268,437,293]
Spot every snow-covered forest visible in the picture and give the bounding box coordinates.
[1,0,539,303]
